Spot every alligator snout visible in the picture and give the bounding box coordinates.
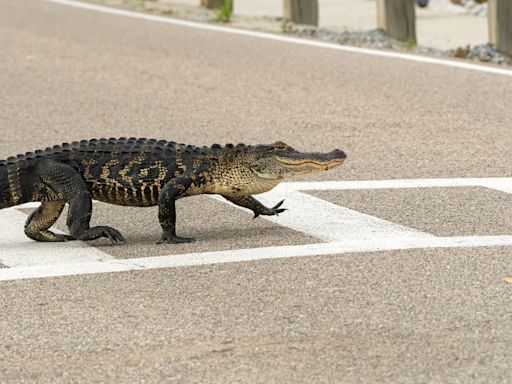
[314,149,347,170]
[329,149,347,160]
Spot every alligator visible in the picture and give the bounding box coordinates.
[0,138,346,244]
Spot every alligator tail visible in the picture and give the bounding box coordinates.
[0,163,19,209]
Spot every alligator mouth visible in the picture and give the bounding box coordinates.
[275,157,345,170]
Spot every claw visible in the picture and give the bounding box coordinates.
[77,226,126,244]
[112,233,126,244]
[105,231,126,244]
[104,228,126,244]
[253,200,288,217]
[158,231,195,244]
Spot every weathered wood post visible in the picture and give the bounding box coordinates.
[201,0,224,9]
[283,0,319,26]
[488,0,512,55]
[376,0,416,43]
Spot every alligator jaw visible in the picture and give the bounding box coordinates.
[275,148,347,171]
[250,149,347,180]
[274,157,345,171]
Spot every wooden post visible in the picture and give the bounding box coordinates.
[283,0,318,26]
[488,0,512,55]
[201,0,224,9]
[376,0,416,43]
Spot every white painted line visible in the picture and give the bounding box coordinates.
[480,179,512,195]
[129,235,512,268]
[2,177,512,280]
[16,202,45,209]
[270,178,512,193]
[214,178,512,242]
[45,0,512,78]
[1,234,512,281]
[0,207,113,268]
[258,191,434,241]
[214,190,433,242]
[0,260,141,281]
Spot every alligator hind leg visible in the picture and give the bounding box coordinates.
[36,161,126,244]
[24,201,73,242]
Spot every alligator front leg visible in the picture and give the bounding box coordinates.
[223,195,287,218]
[157,175,196,244]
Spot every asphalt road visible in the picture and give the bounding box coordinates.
[1,0,512,382]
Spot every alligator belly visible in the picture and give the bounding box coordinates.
[90,183,160,207]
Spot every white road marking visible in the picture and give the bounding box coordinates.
[0,207,113,268]
[215,190,433,242]
[1,235,512,282]
[45,0,512,78]
[1,177,512,280]
[269,178,512,192]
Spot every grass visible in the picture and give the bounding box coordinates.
[281,19,292,34]
[214,0,233,23]
[406,38,417,49]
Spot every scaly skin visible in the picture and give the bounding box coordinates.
[0,138,346,244]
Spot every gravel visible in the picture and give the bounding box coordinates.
[457,0,488,17]
[428,0,488,16]
[290,25,510,65]
[460,44,510,65]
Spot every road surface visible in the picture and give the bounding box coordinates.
[1,0,512,382]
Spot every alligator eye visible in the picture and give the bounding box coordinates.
[273,141,292,151]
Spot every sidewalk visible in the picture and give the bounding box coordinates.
[232,0,488,51]
[129,0,489,51]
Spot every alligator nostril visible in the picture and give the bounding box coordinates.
[332,149,347,159]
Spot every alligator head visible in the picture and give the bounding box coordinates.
[210,141,346,196]
[248,141,346,180]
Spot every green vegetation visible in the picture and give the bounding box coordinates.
[406,38,417,49]
[214,0,233,23]
[281,19,292,34]
[160,8,173,15]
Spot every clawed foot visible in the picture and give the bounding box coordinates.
[157,231,196,244]
[78,226,126,244]
[25,230,76,243]
[58,234,75,241]
[254,200,287,218]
